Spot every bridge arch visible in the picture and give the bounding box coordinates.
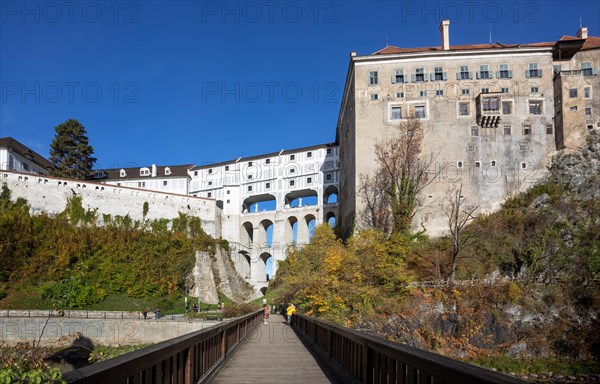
[324,185,338,204]
[326,211,336,229]
[257,252,273,283]
[241,221,253,247]
[242,193,277,213]
[304,214,317,243]
[257,219,274,248]
[284,189,318,208]
[285,216,298,245]
[238,251,251,279]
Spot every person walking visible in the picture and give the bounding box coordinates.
[286,303,296,325]
[263,304,270,324]
[142,308,148,320]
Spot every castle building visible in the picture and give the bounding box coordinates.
[2,22,598,294]
[0,137,53,175]
[336,21,600,238]
[94,164,194,196]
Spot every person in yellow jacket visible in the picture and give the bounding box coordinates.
[286,303,296,325]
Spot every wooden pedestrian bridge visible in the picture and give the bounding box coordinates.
[63,311,531,384]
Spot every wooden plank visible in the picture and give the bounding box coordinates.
[212,315,341,384]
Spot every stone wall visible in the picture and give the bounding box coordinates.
[1,171,219,238]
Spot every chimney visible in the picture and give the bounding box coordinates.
[440,20,450,50]
[577,26,588,39]
[151,164,157,177]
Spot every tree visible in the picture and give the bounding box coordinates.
[49,119,96,180]
[359,117,437,236]
[445,183,479,283]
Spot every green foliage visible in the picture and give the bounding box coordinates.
[271,225,414,324]
[0,186,218,310]
[49,119,96,180]
[88,344,150,364]
[0,345,65,384]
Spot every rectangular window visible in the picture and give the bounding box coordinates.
[571,106,578,112]
[475,161,481,168]
[369,71,378,85]
[529,100,543,114]
[504,125,512,135]
[391,106,402,120]
[307,177,312,184]
[248,162,253,166]
[569,88,578,98]
[491,160,497,167]
[370,94,379,101]
[501,87,509,94]
[227,190,230,194]
[521,162,528,169]
[523,125,532,135]
[248,186,253,192]
[519,143,527,151]
[326,148,332,155]
[290,169,295,174]
[265,158,271,164]
[459,65,470,80]
[467,144,476,152]
[586,107,592,116]
[582,62,594,76]
[478,64,491,79]
[247,175,253,180]
[527,63,542,78]
[498,64,512,79]
[553,64,562,74]
[307,151,312,158]
[433,67,446,81]
[502,101,512,115]
[531,86,539,94]
[471,126,479,136]
[461,88,470,96]
[392,69,405,84]
[289,180,295,187]
[482,96,500,111]
[266,182,271,189]
[435,90,443,96]
[584,87,591,98]
[290,154,295,160]
[546,124,553,134]
[420,90,427,97]
[481,88,489,94]
[208,169,213,174]
[326,174,332,181]
[459,102,470,116]
[457,161,463,169]
[207,192,212,198]
[225,165,229,171]
[208,181,213,185]
[414,67,426,82]
[194,171,198,176]
[415,105,426,118]
[396,92,404,98]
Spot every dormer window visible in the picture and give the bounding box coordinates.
[164,167,172,175]
[140,168,150,176]
[120,169,127,177]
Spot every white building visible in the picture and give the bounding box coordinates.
[95,164,193,196]
[189,143,339,294]
[0,137,53,175]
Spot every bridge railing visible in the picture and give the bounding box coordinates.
[293,313,531,384]
[63,309,262,384]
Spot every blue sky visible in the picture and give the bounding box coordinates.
[1,0,599,170]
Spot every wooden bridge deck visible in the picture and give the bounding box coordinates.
[211,315,344,384]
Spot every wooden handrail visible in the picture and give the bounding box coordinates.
[63,310,262,384]
[293,313,532,384]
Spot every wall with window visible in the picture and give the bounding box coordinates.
[343,47,558,236]
[0,148,50,175]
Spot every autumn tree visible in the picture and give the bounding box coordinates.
[446,183,479,283]
[359,117,437,236]
[49,119,96,180]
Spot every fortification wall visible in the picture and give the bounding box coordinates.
[1,171,220,237]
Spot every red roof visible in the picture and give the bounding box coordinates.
[371,35,599,56]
